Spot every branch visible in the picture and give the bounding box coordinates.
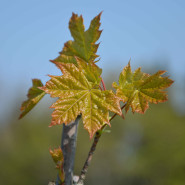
[56,115,81,185]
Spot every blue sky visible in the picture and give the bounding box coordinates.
[1,0,185,120]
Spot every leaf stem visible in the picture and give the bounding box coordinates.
[99,85,103,91]
[77,103,126,184]
[101,77,106,90]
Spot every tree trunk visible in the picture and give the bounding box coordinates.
[56,116,81,185]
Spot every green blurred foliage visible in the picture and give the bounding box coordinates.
[74,102,185,185]
[0,70,185,185]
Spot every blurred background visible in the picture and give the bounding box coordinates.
[0,0,185,184]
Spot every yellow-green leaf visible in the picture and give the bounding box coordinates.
[75,57,102,85]
[41,60,121,138]
[50,147,64,167]
[113,62,174,114]
[51,12,102,66]
[19,79,45,119]
[50,147,65,182]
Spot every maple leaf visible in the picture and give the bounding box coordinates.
[112,62,174,114]
[50,147,64,168]
[51,12,102,65]
[19,79,45,119]
[75,57,102,85]
[41,60,121,138]
[50,147,65,182]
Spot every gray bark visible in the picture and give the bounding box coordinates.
[56,115,81,185]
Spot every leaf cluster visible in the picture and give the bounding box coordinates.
[20,13,173,139]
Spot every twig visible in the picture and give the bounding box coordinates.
[77,132,101,184]
[77,104,126,184]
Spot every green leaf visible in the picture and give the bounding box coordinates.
[75,57,102,85]
[50,147,65,182]
[19,79,46,119]
[41,60,121,138]
[113,62,174,114]
[50,147,64,166]
[51,12,102,66]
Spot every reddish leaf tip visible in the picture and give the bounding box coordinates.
[97,11,103,20]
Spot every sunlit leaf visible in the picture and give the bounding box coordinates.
[75,57,102,85]
[41,60,122,138]
[19,79,45,119]
[51,12,102,66]
[113,62,174,113]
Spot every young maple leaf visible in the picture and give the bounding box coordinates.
[50,147,64,168]
[51,12,102,65]
[112,62,174,114]
[19,79,45,119]
[41,59,122,138]
[50,147,65,183]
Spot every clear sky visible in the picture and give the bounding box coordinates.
[1,0,185,121]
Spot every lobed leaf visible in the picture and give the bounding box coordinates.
[113,62,174,114]
[19,79,45,119]
[41,60,122,138]
[75,57,102,85]
[51,12,102,66]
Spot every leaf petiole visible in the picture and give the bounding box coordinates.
[101,77,106,90]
